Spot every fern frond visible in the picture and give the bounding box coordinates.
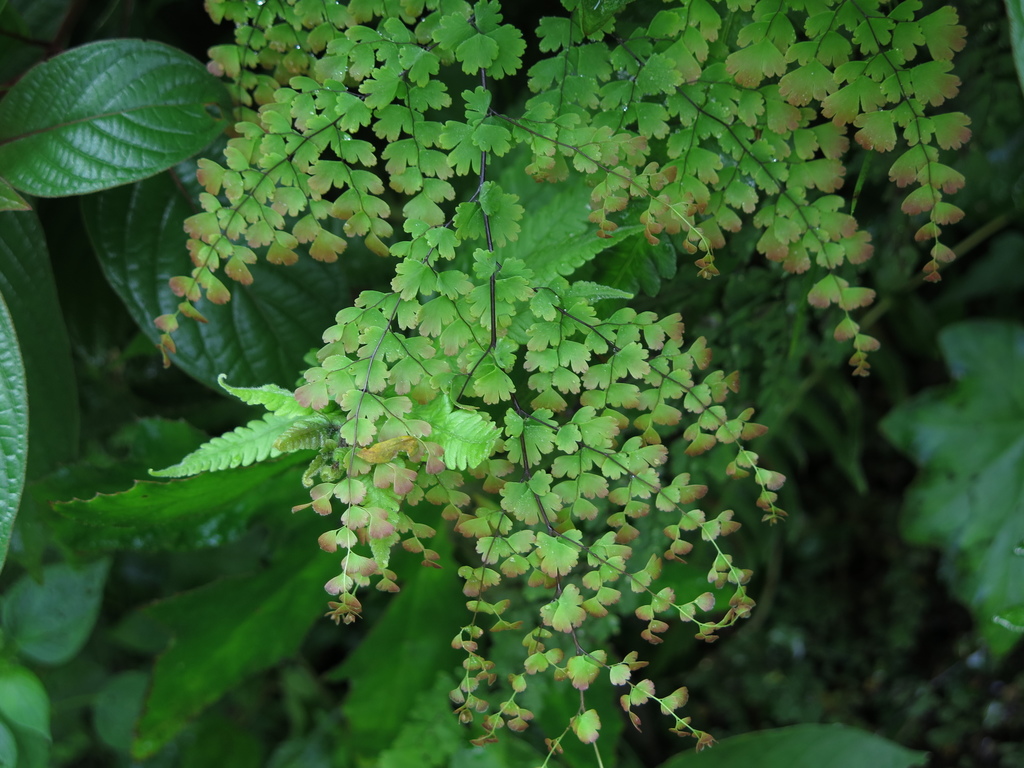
[150,414,303,478]
[217,374,314,418]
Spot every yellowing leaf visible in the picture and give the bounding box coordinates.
[357,436,420,464]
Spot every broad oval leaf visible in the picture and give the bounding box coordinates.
[0,39,229,196]
[0,559,108,664]
[0,291,27,572]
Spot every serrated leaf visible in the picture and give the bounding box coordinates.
[53,455,308,552]
[539,582,586,632]
[415,395,500,470]
[0,40,230,196]
[577,0,636,35]
[598,232,677,296]
[494,162,642,284]
[217,375,311,418]
[571,708,601,743]
[150,414,304,477]
[536,530,582,577]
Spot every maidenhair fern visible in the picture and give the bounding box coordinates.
[154,0,969,754]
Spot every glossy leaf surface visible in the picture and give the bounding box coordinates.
[0,39,229,196]
[0,292,26,571]
[0,210,79,479]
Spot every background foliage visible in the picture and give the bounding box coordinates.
[0,0,1022,767]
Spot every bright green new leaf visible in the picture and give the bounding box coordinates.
[536,530,582,577]
[571,708,601,743]
[539,582,586,632]
[217,375,312,419]
[0,291,26,573]
[882,320,1024,656]
[149,413,305,477]
[0,39,230,196]
[663,724,926,767]
[416,395,500,471]
[1,560,108,665]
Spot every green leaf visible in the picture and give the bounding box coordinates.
[0,0,70,86]
[535,530,582,577]
[571,708,601,744]
[0,178,28,211]
[539,582,586,632]
[0,559,108,664]
[327,508,463,754]
[53,455,309,551]
[415,395,500,470]
[882,320,1024,656]
[0,210,79,480]
[0,39,229,196]
[597,231,677,296]
[133,531,337,759]
[149,414,304,477]
[82,166,349,389]
[1008,0,1024,97]
[217,375,312,418]
[0,291,26,572]
[92,672,149,753]
[0,661,49,768]
[495,161,644,285]
[577,0,636,35]
[662,724,927,767]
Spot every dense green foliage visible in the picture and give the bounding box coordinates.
[0,0,1022,766]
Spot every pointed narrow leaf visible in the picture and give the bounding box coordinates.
[149,414,304,477]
